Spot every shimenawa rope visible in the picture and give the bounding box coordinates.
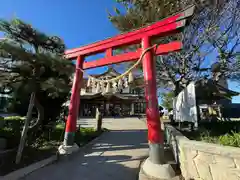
[77,44,157,83]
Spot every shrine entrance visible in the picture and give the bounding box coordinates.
[62,6,195,165]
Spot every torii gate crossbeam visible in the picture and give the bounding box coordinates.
[62,6,195,165]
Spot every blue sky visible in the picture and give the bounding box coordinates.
[0,0,239,103]
[0,0,122,74]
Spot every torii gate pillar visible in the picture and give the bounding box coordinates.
[142,36,164,164]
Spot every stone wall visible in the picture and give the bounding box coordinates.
[165,125,240,180]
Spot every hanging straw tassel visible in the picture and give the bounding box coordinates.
[128,72,134,83]
[91,78,96,89]
[124,78,128,88]
[113,80,118,91]
[118,78,123,89]
[87,77,91,87]
[105,82,111,93]
[96,82,100,93]
[100,81,105,90]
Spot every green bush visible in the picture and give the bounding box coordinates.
[0,116,4,128]
[75,127,99,146]
[199,121,240,135]
[3,116,24,133]
[0,127,21,148]
[0,116,25,148]
[180,121,240,148]
[0,127,13,138]
[200,131,240,148]
[218,132,240,147]
[33,123,99,147]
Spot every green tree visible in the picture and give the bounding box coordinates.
[109,0,218,32]
[161,91,174,111]
[0,18,74,164]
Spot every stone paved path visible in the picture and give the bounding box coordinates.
[22,118,148,180]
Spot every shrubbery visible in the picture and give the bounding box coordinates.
[0,116,102,150]
[180,121,240,148]
[0,116,25,148]
[200,131,240,148]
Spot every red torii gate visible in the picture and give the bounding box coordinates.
[63,6,194,165]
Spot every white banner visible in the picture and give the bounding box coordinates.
[173,82,198,127]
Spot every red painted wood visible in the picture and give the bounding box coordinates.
[65,6,194,60]
[83,41,182,69]
[65,20,185,59]
[105,48,112,57]
[142,36,163,144]
[65,56,84,133]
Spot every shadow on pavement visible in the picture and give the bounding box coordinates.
[22,129,149,180]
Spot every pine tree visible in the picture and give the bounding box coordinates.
[0,18,74,164]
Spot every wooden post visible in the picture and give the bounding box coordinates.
[95,106,102,133]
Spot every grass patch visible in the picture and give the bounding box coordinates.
[200,131,240,147]
[179,121,240,148]
[75,127,102,146]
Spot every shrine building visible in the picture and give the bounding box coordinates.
[78,67,146,117]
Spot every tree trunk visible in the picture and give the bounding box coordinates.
[29,97,44,130]
[27,97,44,144]
[15,92,36,164]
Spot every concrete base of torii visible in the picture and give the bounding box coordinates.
[58,143,79,155]
[140,158,176,180]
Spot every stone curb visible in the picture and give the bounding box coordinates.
[1,155,57,180]
[0,131,106,180]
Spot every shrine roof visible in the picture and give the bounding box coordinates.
[195,79,240,100]
[88,67,120,78]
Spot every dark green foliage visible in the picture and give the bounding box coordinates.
[109,0,191,32]
[199,121,240,135]
[180,121,240,147]
[201,131,240,147]
[31,124,101,148]
[8,86,70,127]
[0,18,74,126]
[0,124,101,176]
[75,127,102,146]
[0,116,25,148]
[3,116,24,134]
[0,18,73,93]
[160,91,174,111]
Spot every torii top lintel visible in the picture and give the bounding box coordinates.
[64,6,195,69]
